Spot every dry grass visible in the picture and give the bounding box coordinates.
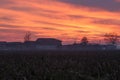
[0,50,120,80]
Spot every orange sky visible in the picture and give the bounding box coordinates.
[0,0,120,44]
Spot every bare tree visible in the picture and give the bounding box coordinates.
[104,33,119,45]
[24,32,32,42]
[81,37,88,45]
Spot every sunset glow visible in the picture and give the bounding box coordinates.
[0,0,120,44]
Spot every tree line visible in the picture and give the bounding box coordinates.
[24,32,120,45]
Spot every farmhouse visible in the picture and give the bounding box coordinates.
[35,38,62,50]
[35,38,61,46]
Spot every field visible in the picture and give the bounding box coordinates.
[0,50,120,80]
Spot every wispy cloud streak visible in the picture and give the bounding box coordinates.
[0,0,119,43]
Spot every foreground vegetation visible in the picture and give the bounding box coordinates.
[0,50,120,80]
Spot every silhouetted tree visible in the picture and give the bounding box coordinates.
[24,32,32,42]
[81,37,88,45]
[104,33,119,45]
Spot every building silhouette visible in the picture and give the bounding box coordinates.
[0,38,117,51]
[36,38,62,46]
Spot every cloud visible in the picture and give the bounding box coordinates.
[34,21,82,29]
[0,0,120,43]
[93,19,120,26]
[41,27,61,31]
[75,30,91,33]
[0,24,19,28]
[0,28,26,33]
[68,15,86,19]
[0,0,13,5]
[0,16,17,23]
[0,28,26,42]
[59,0,120,12]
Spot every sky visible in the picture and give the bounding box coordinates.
[0,0,120,44]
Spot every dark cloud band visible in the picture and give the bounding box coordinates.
[59,0,120,12]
